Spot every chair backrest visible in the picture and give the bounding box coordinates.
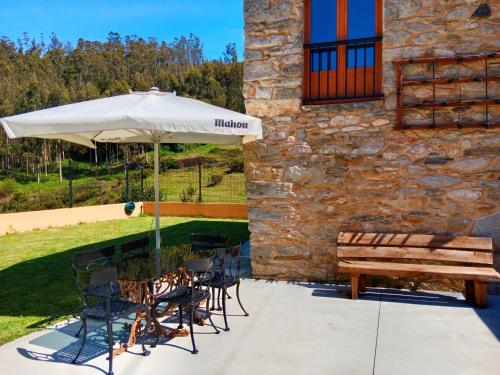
[186,256,214,299]
[216,245,241,277]
[337,232,494,266]
[72,246,116,301]
[120,237,149,260]
[73,245,116,269]
[72,261,119,308]
[89,267,118,285]
[191,233,228,252]
[216,245,241,259]
[187,256,214,273]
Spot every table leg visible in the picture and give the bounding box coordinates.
[112,311,144,357]
[149,301,189,340]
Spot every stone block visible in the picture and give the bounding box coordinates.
[244,60,279,81]
[283,165,318,184]
[353,140,384,156]
[424,154,454,165]
[447,189,481,201]
[276,245,310,258]
[419,175,462,187]
[472,212,500,249]
[256,87,272,99]
[248,208,284,222]
[448,157,490,173]
[247,181,295,198]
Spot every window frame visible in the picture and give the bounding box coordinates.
[303,0,384,105]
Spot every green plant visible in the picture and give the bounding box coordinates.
[179,184,196,202]
[161,158,179,171]
[206,174,223,187]
[226,160,244,174]
[126,183,160,201]
[176,156,207,169]
[0,178,16,199]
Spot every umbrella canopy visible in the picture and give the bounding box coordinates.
[1,88,262,273]
[1,88,262,147]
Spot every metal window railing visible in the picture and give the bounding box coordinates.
[303,36,383,103]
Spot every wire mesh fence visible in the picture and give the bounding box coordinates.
[0,157,246,214]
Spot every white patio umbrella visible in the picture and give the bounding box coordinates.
[1,87,262,272]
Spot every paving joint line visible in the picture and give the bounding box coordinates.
[372,292,382,375]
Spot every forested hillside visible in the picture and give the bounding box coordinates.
[0,32,244,169]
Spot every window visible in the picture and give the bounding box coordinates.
[304,0,383,104]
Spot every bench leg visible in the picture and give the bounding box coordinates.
[464,280,475,303]
[473,281,488,308]
[351,275,359,300]
[359,275,368,293]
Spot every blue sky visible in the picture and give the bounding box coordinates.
[0,0,245,60]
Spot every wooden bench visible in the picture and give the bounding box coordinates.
[337,232,500,308]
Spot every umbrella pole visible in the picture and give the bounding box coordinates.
[154,141,161,275]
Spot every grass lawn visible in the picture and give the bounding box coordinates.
[0,216,249,345]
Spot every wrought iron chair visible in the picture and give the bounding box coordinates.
[120,237,149,260]
[190,233,230,308]
[151,256,219,354]
[72,246,120,337]
[210,245,249,331]
[72,265,149,375]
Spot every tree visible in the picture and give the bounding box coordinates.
[0,32,245,168]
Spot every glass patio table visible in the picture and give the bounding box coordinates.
[112,248,214,357]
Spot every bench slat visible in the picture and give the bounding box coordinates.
[338,260,500,282]
[338,246,493,265]
[338,232,493,251]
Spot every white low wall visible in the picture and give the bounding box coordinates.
[0,203,143,235]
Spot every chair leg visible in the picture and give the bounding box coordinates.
[226,290,232,299]
[351,275,359,300]
[217,288,222,311]
[222,288,230,331]
[73,318,87,364]
[106,322,114,375]
[236,282,249,317]
[210,287,216,311]
[206,296,220,334]
[141,310,151,356]
[151,300,161,348]
[75,322,83,338]
[178,305,184,329]
[189,307,198,354]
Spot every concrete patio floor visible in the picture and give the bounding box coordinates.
[1,280,499,375]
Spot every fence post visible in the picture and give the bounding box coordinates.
[198,163,202,203]
[140,164,144,201]
[68,159,73,208]
[107,146,112,175]
[124,162,129,201]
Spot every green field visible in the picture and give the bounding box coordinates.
[0,216,249,345]
[0,145,247,213]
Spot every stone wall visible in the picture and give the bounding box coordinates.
[243,0,500,282]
